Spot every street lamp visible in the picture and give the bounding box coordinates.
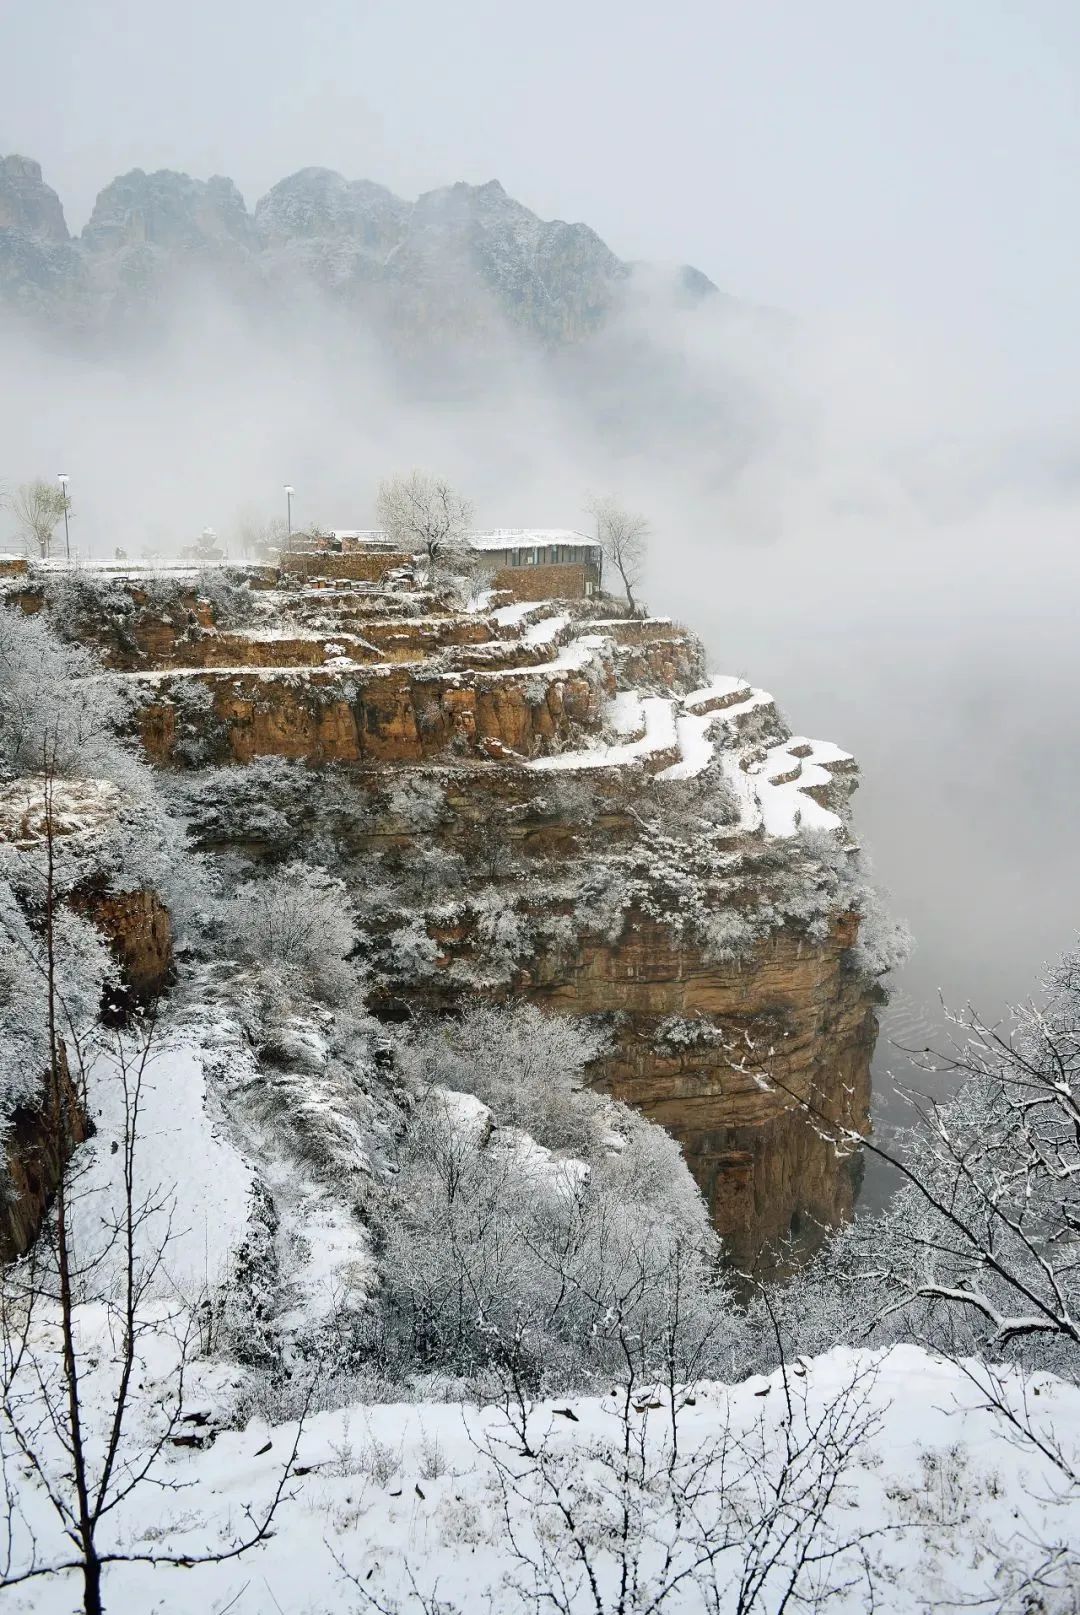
[284,484,294,537]
[57,474,71,564]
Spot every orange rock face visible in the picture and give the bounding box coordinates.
[522,912,874,1269]
[0,1047,88,1264]
[136,664,609,766]
[72,887,174,1004]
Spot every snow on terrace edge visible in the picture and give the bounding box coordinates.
[530,671,855,841]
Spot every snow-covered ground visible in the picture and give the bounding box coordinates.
[6,1342,1078,1613]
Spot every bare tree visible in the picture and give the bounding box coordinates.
[376,471,473,564]
[588,497,649,613]
[5,481,71,561]
[233,511,288,561]
[745,945,1080,1523]
[344,1334,884,1615]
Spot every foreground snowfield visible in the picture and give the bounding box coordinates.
[7,1341,1079,1614]
[5,1026,1079,1612]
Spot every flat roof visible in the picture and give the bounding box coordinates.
[330,528,597,554]
[468,529,597,553]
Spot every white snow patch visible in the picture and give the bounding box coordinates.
[8,1345,1078,1614]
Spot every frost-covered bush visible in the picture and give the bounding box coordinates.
[35,570,139,649]
[537,773,599,827]
[0,780,204,946]
[569,810,909,981]
[404,847,467,901]
[0,877,113,1131]
[0,607,137,786]
[371,1070,735,1388]
[386,916,442,981]
[169,680,229,767]
[28,564,258,650]
[219,861,359,1003]
[170,757,367,860]
[397,1004,608,1156]
[190,566,259,627]
[384,775,449,831]
[655,1014,727,1050]
[464,890,533,984]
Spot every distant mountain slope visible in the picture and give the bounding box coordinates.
[0,153,719,345]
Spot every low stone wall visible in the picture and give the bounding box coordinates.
[281,551,412,583]
[491,563,592,601]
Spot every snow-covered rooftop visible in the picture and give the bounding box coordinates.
[467,528,598,553]
[329,528,599,554]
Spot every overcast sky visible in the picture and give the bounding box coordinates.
[4,0,1080,394]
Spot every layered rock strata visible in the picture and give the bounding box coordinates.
[6,559,884,1268]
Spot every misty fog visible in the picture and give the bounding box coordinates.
[3,270,1078,1185]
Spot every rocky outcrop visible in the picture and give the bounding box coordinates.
[1,1047,88,1264]
[525,912,875,1271]
[81,168,255,257]
[255,168,410,273]
[71,887,173,1006]
[135,652,609,765]
[0,155,69,242]
[0,155,85,321]
[11,560,893,1271]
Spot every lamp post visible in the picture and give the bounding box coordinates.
[284,484,294,537]
[57,474,71,564]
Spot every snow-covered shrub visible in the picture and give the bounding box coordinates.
[386,916,442,981]
[171,756,366,860]
[465,890,533,984]
[641,762,741,834]
[655,1014,727,1050]
[371,1074,733,1388]
[393,846,466,904]
[169,679,229,767]
[29,564,258,646]
[35,569,140,651]
[219,861,359,1003]
[0,778,205,949]
[384,775,449,831]
[0,877,113,1131]
[190,566,259,627]
[397,1004,608,1156]
[845,878,914,977]
[0,607,137,786]
[538,773,599,827]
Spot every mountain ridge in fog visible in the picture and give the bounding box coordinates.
[0,152,731,348]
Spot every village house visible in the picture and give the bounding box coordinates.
[281,527,602,600]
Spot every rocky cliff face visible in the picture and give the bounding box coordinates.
[0,154,86,320]
[0,1045,88,1263]
[0,776,175,1257]
[14,556,899,1269]
[0,153,715,344]
[527,913,875,1270]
